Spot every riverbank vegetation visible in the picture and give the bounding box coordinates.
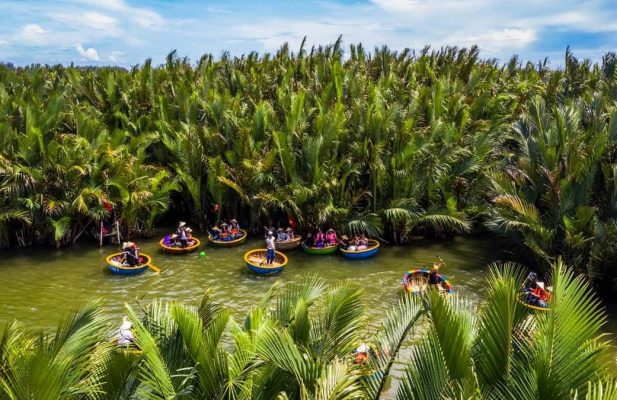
[0,261,614,399]
[2,42,617,290]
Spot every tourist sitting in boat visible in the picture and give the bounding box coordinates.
[339,235,349,250]
[220,222,231,240]
[169,234,179,247]
[357,234,368,250]
[325,229,337,246]
[116,316,134,346]
[522,272,549,308]
[209,226,221,240]
[230,219,240,236]
[353,342,371,364]
[176,221,191,247]
[276,228,287,242]
[347,236,359,251]
[315,229,326,248]
[286,227,294,240]
[428,268,440,285]
[265,231,276,264]
[305,231,315,247]
[122,242,140,266]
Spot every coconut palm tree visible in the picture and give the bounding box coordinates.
[396,259,614,400]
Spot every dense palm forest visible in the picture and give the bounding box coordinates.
[0,261,614,399]
[2,41,617,289]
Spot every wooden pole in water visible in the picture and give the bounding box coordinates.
[116,220,121,245]
[99,221,103,248]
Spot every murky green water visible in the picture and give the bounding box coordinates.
[0,234,503,329]
[0,233,615,397]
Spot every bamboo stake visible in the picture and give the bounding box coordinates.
[99,221,103,247]
[116,220,121,244]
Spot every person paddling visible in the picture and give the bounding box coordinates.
[122,242,139,266]
[265,232,276,265]
[176,222,189,247]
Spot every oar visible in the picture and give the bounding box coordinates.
[148,264,161,274]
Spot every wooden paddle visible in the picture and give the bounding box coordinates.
[148,264,161,274]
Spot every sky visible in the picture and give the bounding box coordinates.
[0,0,616,67]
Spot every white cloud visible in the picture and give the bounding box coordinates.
[77,0,164,28]
[22,24,45,35]
[76,44,100,60]
[83,12,118,30]
[207,6,233,14]
[108,50,123,62]
[50,11,118,32]
[446,28,537,53]
[234,18,385,52]
[18,24,47,44]
[371,0,420,12]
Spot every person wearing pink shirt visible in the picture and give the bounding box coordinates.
[325,228,337,246]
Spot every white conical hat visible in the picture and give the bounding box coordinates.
[120,316,132,330]
[179,221,186,227]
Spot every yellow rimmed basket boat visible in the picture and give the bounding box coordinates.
[275,236,302,251]
[159,237,201,253]
[106,253,158,275]
[340,239,380,259]
[244,248,288,275]
[402,269,453,295]
[208,229,248,248]
[516,292,552,311]
[112,339,143,355]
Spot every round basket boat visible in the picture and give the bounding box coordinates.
[112,339,142,354]
[340,239,380,259]
[244,249,288,275]
[208,229,248,248]
[275,236,302,251]
[106,253,153,276]
[516,292,552,311]
[302,243,339,255]
[159,237,201,253]
[402,269,453,294]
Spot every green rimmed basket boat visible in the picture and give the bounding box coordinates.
[302,243,339,255]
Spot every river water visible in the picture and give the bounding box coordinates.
[0,234,504,329]
[0,233,614,397]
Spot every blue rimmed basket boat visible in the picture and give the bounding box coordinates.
[106,253,154,276]
[340,239,380,259]
[244,249,288,275]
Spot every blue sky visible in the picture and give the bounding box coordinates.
[1,0,616,67]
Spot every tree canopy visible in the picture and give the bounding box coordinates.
[2,43,617,289]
